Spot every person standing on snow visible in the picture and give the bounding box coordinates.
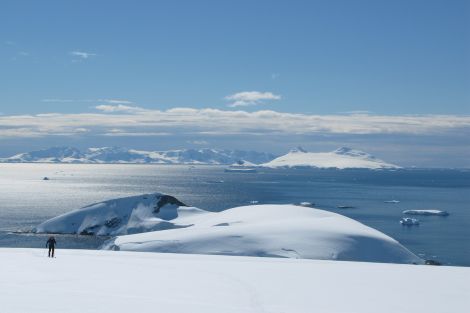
[46,236,56,258]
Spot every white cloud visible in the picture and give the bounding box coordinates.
[225,91,281,107]
[0,107,469,140]
[95,104,146,113]
[102,131,170,137]
[340,110,372,115]
[41,98,133,105]
[101,99,133,105]
[70,51,97,59]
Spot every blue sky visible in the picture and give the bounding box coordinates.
[0,0,469,166]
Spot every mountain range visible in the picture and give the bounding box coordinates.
[0,146,401,169]
[0,146,276,165]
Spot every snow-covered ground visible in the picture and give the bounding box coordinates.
[261,147,400,169]
[1,248,468,313]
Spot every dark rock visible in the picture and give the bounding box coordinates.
[79,224,100,235]
[425,259,442,266]
[105,217,121,228]
[154,195,187,213]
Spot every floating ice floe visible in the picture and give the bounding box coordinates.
[403,210,449,216]
[384,200,400,203]
[400,218,420,226]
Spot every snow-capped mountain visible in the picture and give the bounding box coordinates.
[261,147,400,169]
[0,146,276,165]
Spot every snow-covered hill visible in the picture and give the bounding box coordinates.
[34,193,203,236]
[1,249,468,313]
[261,147,400,169]
[35,193,420,264]
[103,203,421,264]
[0,146,276,164]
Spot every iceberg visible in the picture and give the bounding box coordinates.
[400,217,420,226]
[403,210,449,216]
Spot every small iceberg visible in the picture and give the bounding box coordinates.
[400,217,420,226]
[299,202,314,207]
[384,200,400,204]
[403,210,449,216]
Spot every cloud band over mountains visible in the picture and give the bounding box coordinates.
[0,106,469,139]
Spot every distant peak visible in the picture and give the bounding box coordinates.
[290,146,307,153]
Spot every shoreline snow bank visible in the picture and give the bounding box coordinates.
[0,248,468,313]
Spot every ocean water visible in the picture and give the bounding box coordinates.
[0,163,469,266]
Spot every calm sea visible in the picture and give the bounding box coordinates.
[0,163,469,266]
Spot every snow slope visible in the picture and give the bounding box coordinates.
[103,203,422,264]
[0,146,276,164]
[1,249,468,313]
[34,193,205,236]
[261,147,400,169]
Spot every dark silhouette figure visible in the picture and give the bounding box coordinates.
[46,236,56,258]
